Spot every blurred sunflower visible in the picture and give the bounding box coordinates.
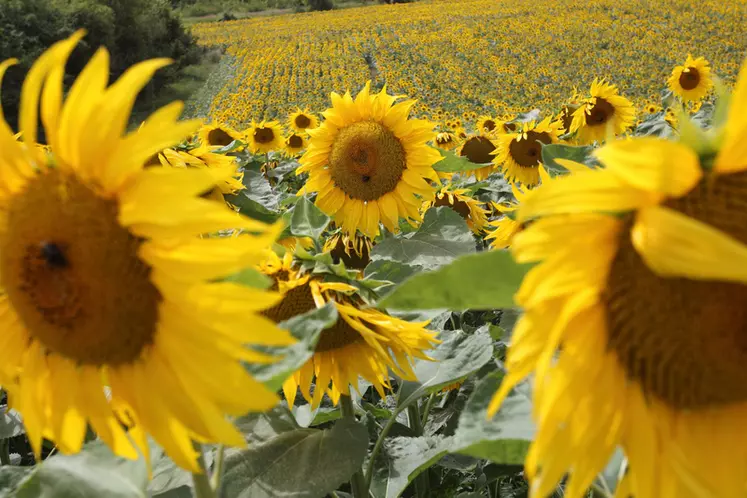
[668,55,713,102]
[423,185,489,234]
[493,117,562,187]
[645,103,660,114]
[570,79,635,144]
[476,115,498,134]
[435,131,458,150]
[489,62,747,498]
[284,133,308,156]
[198,122,242,148]
[457,134,498,180]
[277,236,315,252]
[287,108,319,133]
[259,252,439,408]
[246,120,284,153]
[297,82,441,237]
[323,231,373,270]
[0,33,292,471]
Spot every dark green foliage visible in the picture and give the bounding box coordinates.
[0,0,202,130]
[307,0,334,10]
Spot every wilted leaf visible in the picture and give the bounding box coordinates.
[453,372,534,464]
[378,250,530,311]
[219,418,368,498]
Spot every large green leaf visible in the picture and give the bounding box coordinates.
[370,434,452,498]
[432,151,484,173]
[453,372,534,464]
[245,303,337,391]
[378,250,531,311]
[233,405,299,445]
[369,208,474,274]
[0,467,35,496]
[219,418,368,498]
[290,196,330,240]
[399,328,494,408]
[541,143,596,175]
[14,441,148,498]
[0,407,24,439]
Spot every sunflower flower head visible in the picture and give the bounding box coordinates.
[493,117,563,187]
[489,60,747,498]
[457,133,499,180]
[245,120,284,154]
[259,251,440,409]
[297,82,441,238]
[284,133,308,156]
[570,79,635,144]
[434,130,459,150]
[323,230,373,271]
[198,122,242,148]
[668,54,714,102]
[423,184,490,234]
[287,108,319,133]
[0,32,294,472]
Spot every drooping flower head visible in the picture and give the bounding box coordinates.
[323,230,373,271]
[0,33,293,472]
[297,82,441,238]
[490,61,747,498]
[422,184,490,234]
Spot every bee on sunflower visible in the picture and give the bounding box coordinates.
[668,55,714,102]
[287,108,319,133]
[258,251,440,409]
[422,185,490,234]
[297,82,441,238]
[245,120,284,153]
[0,32,292,472]
[457,133,499,181]
[197,122,242,148]
[489,61,747,498]
[570,79,635,144]
[493,117,563,187]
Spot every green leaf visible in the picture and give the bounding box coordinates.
[432,150,485,173]
[0,466,35,495]
[399,328,494,408]
[212,139,246,154]
[0,407,24,439]
[223,267,272,290]
[370,435,452,498]
[219,418,368,498]
[368,208,474,277]
[245,303,337,391]
[290,196,330,240]
[541,143,595,175]
[378,250,531,312]
[233,405,300,445]
[453,372,534,464]
[226,191,281,224]
[15,441,148,498]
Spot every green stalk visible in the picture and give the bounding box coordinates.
[0,439,9,466]
[210,445,226,492]
[363,405,398,492]
[420,393,436,427]
[340,396,368,498]
[191,446,216,498]
[407,404,429,498]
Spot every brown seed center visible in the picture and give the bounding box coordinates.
[288,135,304,148]
[508,131,552,168]
[482,120,497,132]
[459,136,496,164]
[207,128,234,146]
[329,120,406,201]
[433,194,472,219]
[254,127,276,144]
[586,97,615,126]
[0,170,160,366]
[604,171,747,410]
[294,114,312,129]
[679,67,701,91]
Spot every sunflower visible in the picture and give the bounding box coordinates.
[668,54,714,102]
[476,115,498,134]
[457,134,499,181]
[287,109,319,133]
[434,131,458,150]
[493,117,563,187]
[489,61,747,498]
[197,122,242,148]
[297,82,441,238]
[645,103,660,115]
[0,33,293,472]
[246,120,284,154]
[152,146,245,199]
[423,185,489,234]
[259,252,440,408]
[284,133,308,156]
[277,236,315,252]
[323,231,373,271]
[570,79,635,144]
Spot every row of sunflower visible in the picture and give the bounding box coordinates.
[1,26,747,498]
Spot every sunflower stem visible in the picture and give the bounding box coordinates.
[191,446,216,498]
[0,439,10,466]
[363,383,403,492]
[210,445,226,492]
[407,404,429,498]
[420,393,436,427]
[340,395,367,498]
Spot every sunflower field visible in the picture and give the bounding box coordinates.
[0,0,747,497]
